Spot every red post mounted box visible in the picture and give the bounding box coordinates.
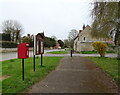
[18,43,29,59]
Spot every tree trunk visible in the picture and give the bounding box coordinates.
[117,46,120,59]
[115,30,120,59]
[117,1,120,59]
[100,52,105,57]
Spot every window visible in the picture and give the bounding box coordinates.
[84,37,85,41]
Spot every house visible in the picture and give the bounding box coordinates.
[54,40,61,49]
[74,25,113,52]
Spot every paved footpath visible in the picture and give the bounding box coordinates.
[28,56,118,93]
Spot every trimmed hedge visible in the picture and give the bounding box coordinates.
[0,42,18,48]
[0,33,11,41]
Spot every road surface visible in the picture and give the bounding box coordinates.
[0,49,117,61]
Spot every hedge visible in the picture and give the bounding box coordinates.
[0,33,11,41]
[0,42,18,48]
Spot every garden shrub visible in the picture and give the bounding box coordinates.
[92,42,107,57]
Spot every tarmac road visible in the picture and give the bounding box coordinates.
[1,50,117,61]
[0,49,64,61]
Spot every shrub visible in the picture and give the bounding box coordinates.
[92,42,107,57]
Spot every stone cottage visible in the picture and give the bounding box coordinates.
[73,25,112,52]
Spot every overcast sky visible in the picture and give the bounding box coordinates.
[0,0,94,40]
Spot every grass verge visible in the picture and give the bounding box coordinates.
[81,51,115,54]
[88,57,119,83]
[1,57,63,94]
[47,51,67,54]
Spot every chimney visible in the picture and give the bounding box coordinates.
[79,30,82,33]
[83,24,85,30]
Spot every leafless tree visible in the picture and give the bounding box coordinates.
[51,35,57,40]
[68,29,78,48]
[2,20,23,43]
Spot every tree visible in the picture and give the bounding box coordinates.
[2,20,23,43]
[44,36,56,48]
[51,36,57,40]
[58,40,64,48]
[68,29,78,48]
[91,2,120,59]
[64,39,70,48]
[21,34,33,47]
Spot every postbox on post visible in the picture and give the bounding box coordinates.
[18,43,29,80]
[18,43,29,59]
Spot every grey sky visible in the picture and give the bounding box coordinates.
[0,0,93,40]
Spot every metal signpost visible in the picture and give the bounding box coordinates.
[33,35,36,71]
[22,59,24,80]
[40,41,44,66]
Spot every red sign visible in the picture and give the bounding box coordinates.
[18,43,29,59]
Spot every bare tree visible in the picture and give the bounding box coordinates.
[2,20,23,43]
[51,35,57,40]
[68,29,78,48]
[68,29,78,40]
[64,39,70,48]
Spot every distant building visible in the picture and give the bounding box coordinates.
[54,40,61,49]
[74,25,113,52]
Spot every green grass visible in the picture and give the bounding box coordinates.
[81,51,115,54]
[0,80,1,93]
[65,48,72,51]
[1,57,63,94]
[88,57,119,83]
[47,51,68,54]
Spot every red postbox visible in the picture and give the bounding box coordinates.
[18,43,29,59]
